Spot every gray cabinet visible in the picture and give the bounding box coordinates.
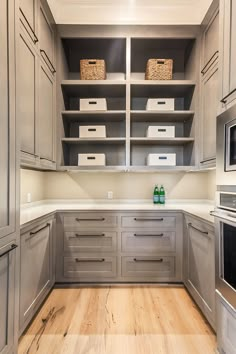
[20,217,54,334]
[0,238,17,354]
[201,10,219,74]
[184,215,215,329]
[19,0,38,45]
[39,1,55,71]
[220,0,236,109]
[217,293,236,354]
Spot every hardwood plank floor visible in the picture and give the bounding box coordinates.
[18,286,217,354]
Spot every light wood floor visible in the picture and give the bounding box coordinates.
[18,286,216,354]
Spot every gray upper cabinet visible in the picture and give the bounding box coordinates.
[0,0,16,239]
[38,63,55,164]
[19,0,38,45]
[220,0,236,109]
[201,10,219,74]
[184,215,215,329]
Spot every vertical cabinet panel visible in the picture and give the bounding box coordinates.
[19,0,38,45]
[20,220,53,333]
[202,11,219,71]
[0,0,15,238]
[0,241,17,354]
[18,33,37,156]
[39,3,54,70]
[39,64,54,161]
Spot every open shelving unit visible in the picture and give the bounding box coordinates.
[57,30,199,171]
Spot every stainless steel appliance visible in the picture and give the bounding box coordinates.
[212,192,236,309]
[217,104,236,186]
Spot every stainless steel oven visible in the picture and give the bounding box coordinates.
[212,192,236,309]
[217,104,236,186]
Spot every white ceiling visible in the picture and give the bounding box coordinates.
[47,0,213,25]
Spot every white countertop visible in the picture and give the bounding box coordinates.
[20,199,215,227]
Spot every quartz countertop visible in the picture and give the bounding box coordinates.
[20,199,215,227]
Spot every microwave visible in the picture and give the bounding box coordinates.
[217,104,236,187]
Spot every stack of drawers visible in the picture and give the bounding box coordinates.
[61,212,118,281]
[120,212,183,282]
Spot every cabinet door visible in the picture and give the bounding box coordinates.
[18,31,37,157]
[38,63,54,162]
[19,0,38,45]
[20,220,53,333]
[0,239,17,354]
[221,0,236,107]
[202,11,219,73]
[0,0,16,239]
[200,62,219,166]
[39,2,55,72]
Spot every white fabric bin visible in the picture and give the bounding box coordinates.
[146,98,175,111]
[78,153,106,166]
[147,153,176,166]
[147,126,175,138]
[80,98,107,111]
[79,125,106,138]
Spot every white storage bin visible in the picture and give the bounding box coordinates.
[147,153,176,166]
[146,98,175,111]
[147,126,175,138]
[80,98,107,111]
[79,125,106,138]
[78,153,106,166]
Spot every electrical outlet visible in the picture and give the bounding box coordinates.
[27,192,32,203]
[107,191,113,199]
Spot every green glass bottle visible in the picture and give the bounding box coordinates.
[159,185,165,204]
[153,185,159,204]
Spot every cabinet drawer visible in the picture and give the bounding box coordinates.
[63,213,118,230]
[121,256,175,278]
[64,231,117,253]
[64,256,117,278]
[121,231,176,253]
[121,215,176,229]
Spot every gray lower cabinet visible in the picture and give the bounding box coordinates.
[19,217,55,334]
[56,211,183,283]
[0,236,18,354]
[216,293,236,354]
[184,215,215,329]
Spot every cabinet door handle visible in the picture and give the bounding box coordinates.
[0,244,18,258]
[221,88,236,104]
[134,233,164,237]
[200,158,216,164]
[30,223,50,235]
[40,49,56,74]
[75,218,105,222]
[72,233,105,238]
[75,258,105,263]
[188,223,208,235]
[133,258,163,263]
[20,8,39,44]
[201,50,219,75]
[134,218,163,222]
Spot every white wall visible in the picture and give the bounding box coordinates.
[21,169,216,203]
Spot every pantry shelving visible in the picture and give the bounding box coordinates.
[57,29,199,171]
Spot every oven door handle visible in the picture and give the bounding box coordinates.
[210,210,236,224]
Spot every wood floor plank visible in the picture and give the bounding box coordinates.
[18,286,216,354]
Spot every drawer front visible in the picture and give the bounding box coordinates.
[121,231,176,253]
[64,231,117,253]
[63,213,118,230]
[121,215,176,229]
[121,256,175,278]
[64,256,117,278]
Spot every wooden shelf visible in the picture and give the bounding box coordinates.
[130,137,194,145]
[128,166,196,172]
[61,81,126,98]
[62,138,126,145]
[62,111,126,122]
[58,166,126,172]
[131,81,195,97]
[131,110,194,122]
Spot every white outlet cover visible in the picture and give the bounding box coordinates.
[107,191,113,199]
[27,192,32,203]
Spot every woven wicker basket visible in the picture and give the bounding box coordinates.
[80,59,106,80]
[145,59,173,80]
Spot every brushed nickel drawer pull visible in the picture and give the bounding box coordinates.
[73,233,105,238]
[200,158,216,164]
[75,258,105,262]
[221,88,236,104]
[0,244,18,258]
[75,218,105,222]
[20,8,39,44]
[134,233,164,237]
[40,49,56,74]
[188,223,208,235]
[133,258,163,263]
[201,50,219,75]
[30,223,50,235]
[134,218,164,221]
